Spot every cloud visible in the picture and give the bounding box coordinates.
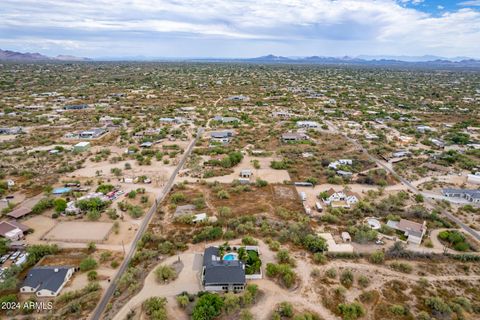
[459,1,480,6]
[0,0,479,57]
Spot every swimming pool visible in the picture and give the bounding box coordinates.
[53,187,72,194]
[223,253,238,261]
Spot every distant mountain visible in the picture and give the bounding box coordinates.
[1,49,479,68]
[0,49,90,61]
[0,49,50,61]
[55,54,91,61]
[223,54,480,68]
[357,55,472,62]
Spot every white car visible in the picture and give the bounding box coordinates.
[9,251,20,260]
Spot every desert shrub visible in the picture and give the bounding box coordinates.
[326,268,337,278]
[87,270,98,281]
[390,304,406,316]
[143,296,168,320]
[256,178,268,187]
[217,190,230,199]
[170,192,186,204]
[338,302,365,320]
[390,262,413,273]
[425,296,451,317]
[277,302,294,317]
[176,294,190,309]
[276,249,295,266]
[313,252,327,264]
[27,244,59,265]
[96,184,114,194]
[192,226,223,243]
[357,275,370,288]
[266,263,296,288]
[128,205,144,218]
[340,269,354,288]
[154,265,177,283]
[369,251,385,264]
[242,236,258,245]
[31,197,54,214]
[79,257,98,272]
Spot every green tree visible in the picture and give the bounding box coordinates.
[192,293,224,320]
[54,198,67,213]
[79,257,98,272]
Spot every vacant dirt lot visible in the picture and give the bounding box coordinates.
[23,215,57,243]
[43,221,114,242]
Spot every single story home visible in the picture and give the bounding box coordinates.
[442,188,480,203]
[318,233,353,253]
[467,173,480,185]
[239,169,253,178]
[297,121,320,128]
[78,128,105,139]
[281,132,309,143]
[387,219,426,244]
[213,116,240,123]
[0,220,29,241]
[64,104,88,110]
[210,131,234,144]
[73,141,90,152]
[21,266,75,297]
[202,247,246,292]
[323,188,359,209]
[328,159,353,169]
[227,95,250,101]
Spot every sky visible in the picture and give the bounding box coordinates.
[0,0,480,59]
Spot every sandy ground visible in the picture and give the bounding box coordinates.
[23,215,57,243]
[43,221,113,242]
[294,183,406,210]
[112,253,203,320]
[105,220,139,245]
[0,135,17,142]
[175,155,291,184]
[64,265,117,293]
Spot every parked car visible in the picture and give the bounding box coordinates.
[0,254,10,264]
[9,251,21,260]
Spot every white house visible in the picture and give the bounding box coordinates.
[21,267,74,297]
[328,159,353,169]
[297,121,320,129]
[322,188,359,208]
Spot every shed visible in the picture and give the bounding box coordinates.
[73,141,90,152]
[341,232,351,243]
[7,207,32,219]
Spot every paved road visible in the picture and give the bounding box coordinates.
[91,127,204,320]
[324,120,480,242]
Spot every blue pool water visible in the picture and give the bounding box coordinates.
[223,253,237,261]
[53,187,72,194]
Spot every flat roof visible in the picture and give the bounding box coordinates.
[7,207,32,219]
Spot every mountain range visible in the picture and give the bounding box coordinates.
[1,49,479,68]
[0,49,90,61]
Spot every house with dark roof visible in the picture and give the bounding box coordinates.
[202,247,246,292]
[64,104,88,110]
[21,266,74,297]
